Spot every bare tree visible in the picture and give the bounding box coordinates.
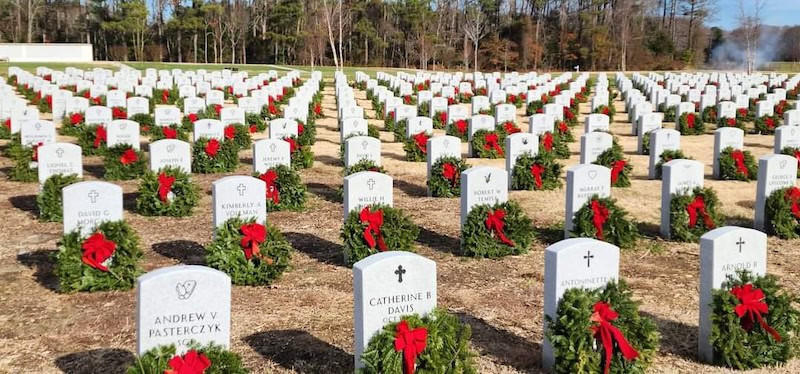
[321,0,340,69]
[463,4,488,72]
[738,0,766,73]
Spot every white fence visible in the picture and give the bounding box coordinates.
[0,43,93,62]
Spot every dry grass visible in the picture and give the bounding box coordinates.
[0,82,799,374]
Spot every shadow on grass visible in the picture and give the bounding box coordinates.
[641,312,700,363]
[283,232,347,267]
[394,179,427,197]
[8,194,37,216]
[456,312,543,373]
[306,182,342,204]
[152,240,206,265]
[244,330,353,374]
[315,155,342,167]
[17,249,59,292]
[416,226,461,255]
[55,348,135,374]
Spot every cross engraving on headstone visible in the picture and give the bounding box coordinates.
[394,265,406,283]
[367,178,375,190]
[237,183,247,196]
[88,190,99,203]
[269,143,277,152]
[584,250,594,268]
[736,237,745,253]
[56,148,64,158]
[361,140,368,150]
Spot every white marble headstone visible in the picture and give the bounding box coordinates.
[211,176,267,231]
[754,154,798,230]
[62,181,123,235]
[660,159,705,238]
[565,164,611,236]
[149,139,191,173]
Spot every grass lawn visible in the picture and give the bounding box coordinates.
[762,62,800,72]
[0,62,119,75]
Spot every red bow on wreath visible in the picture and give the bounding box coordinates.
[558,121,569,135]
[360,206,388,251]
[187,113,198,123]
[686,113,696,128]
[730,284,782,341]
[484,133,504,156]
[531,164,545,189]
[503,122,521,134]
[162,127,178,139]
[81,232,117,272]
[785,187,800,219]
[259,170,280,204]
[765,117,775,129]
[602,107,610,115]
[93,126,107,148]
[224,125,236,140]
[610,160,627,184]
[438,112,447,124]
[298,123,305,135]
[32,142,43,162]
[285,137,299,153]
[442,163,458,186]
[731,150,749,177]
[112,107,126,119]
[120,149,138,165]
[161,89,170,104]
[793,150,800,168]
[70,113,83,125]
[205,138,220,157]
[314,103,322,116]
[413,132,428,154]
[394,320,428,374]
[591,200,610,240]
[726,118,736,127]
[738,108,748,117]
[541,132,554,152]
[240,223,267,260]
[485,209,515,247]
[591,301,639,374]
[165,349,211,374]
[158,172,176,202]
[213,104,222,116]
[686,195,715,229]
[455,119,467,135]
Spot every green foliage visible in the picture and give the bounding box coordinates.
[765,187,800,239]
[470,130,505,158]
[225,123,252,150]
[148,124,190,141]
[594,146,632,188]
[445,119,469,141]
[427,156,469,198]
[754,115,781,135]
[538,131,571,159]
[368,124,380,138]
[127,342,248,374]
[677,112,705,135]
[345,159,386,176]
[205,217,293,286]
[77,125,108,156]
[297,120,317,147]
[54,220,143,293]
[659,103,676,122]
[702,106,717,124]
[60,113,84,136]
[103,145,147,180]
[654,149,690,180]
[8,143,38,182]
[129,113,154,133]
[246,113,267,132]
[546,279,660,374]
[136,167,200,217]
[341,204,419,266]
[460,201,535,258]
[192,138,239,174]
[392,119,407,142]
[359,308,477,374]
[402,132,429,162]
[290,141,314,170]
[718,147,757,181]
[670,187,723,242]
[38,174,80,222]
[571,196,640,249]
[781,147,800,177]
[512,151,562,191]
[709,271,800,370]
[254,164,307,212]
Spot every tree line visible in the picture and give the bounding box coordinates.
[0,0,797,71]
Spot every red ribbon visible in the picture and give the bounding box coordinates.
[610,160,627,184]
[394,320,428,374]
[437,111,447,124]
[591,301,640,374]
[157,172,176,202]
[726,118,736,127]
[205,138,220,157]
[224,125,236,140]
[765,117,775,129]
[187,113,198,123]
[93,126,107,148]
[213,104,222,116]
[785,187,800,219]
[314,103,322,115]
[2,119,9,130]
[558,121,569,135]
[162,127,177,139]
[531,164,544,189]
[731,284,782,341]
[542,132,554,152]
[591,200,610,240]
[686,195,715,229]
[413,132,428,154]
[285,137,298,153]
[298,122,305,135]
[259,170,280,204]
[403,95,412,104]
[161,89,170,103]
[455,119,467,135]
[268,102,278,115]
[360,206,388,251]
[120,149,138,165]
[602,107,610,115]
[92,97,102,105]
[249,124,258,133]
[32,142,43,161]
[731,150,749,177]
[165,349,211,374]
[81,233,117,272]
[442,162,458,186]
[485,209,515,246]
[112,107,127,119]
[738,108,748,117]
[484,133,504,156]
[240,223,267,260]
[794,151,800,169]
[503,122,521,134]
[686,113,695,128]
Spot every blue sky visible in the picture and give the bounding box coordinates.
[706,0,800,30]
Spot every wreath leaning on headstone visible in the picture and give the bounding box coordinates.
[764,186,800,239]
[782,147,800,177]
[37,174,80,222]
[470,130,506,159]
[427,156,469,198]
[128,342,248,374]
[654,149,691,180]
[254,164,307,212]
[192,138,240,174]
[359,308,478,374]
[594,146,632,188]
[136,167,200,217]
[512,152,562,191]
[341,204,419,266]
[296,119,317,147]
[678,112,705,135]
[7,140,39,182]
[205,217,293,286]
[77,125,108,156]
[54,220,143,293]
[246,112,267,133]
[754,115,780,135]
[702,106,717,124]
[718,147,757,181]
[709,270,800,370]
[345,159,386,176]
[555,120,576,143]
[223,123,252,151]
[60,112,85,136]
[670,186,723,242]
[571,195,640,249]
[403,132,430,162]
[445,119,469,141]
[545,279,660,374]
[148,124,190,142]
[103,145,147,181]
[538,131,570,159]
[128,113,154,135]
[285,136,313,170]
[461,201,535,258]
[717,116,742,131]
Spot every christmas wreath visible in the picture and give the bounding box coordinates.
[427,156,469,198]
[781,147,800,177]
[737,107,754,123]
[192,138,240,174]
[432,110,447,129]
[571,196,640,249]
[285,136,314,170]
[593,105,616,117]
[77,125,108,156]
[392,119,408,142]
[702,106,718,124]
[460,201,534,258]
[341,204,419,266]
[754,115,780,135]
[417,101,430,117]
[297,120,317,147]
[718,147,757,181]
[545,279,660,374]
[498,121,522,136]
[678,112,705,135]
[103,145,147,180]
[563,106,579,127]
[150,88,179,106]
[470,130,506,159]
[246,112,267,133]
[708,270,800,370]
[718,116,742,131]
[512,152,563,191]
[59,113,85,136]
[111,106,127,120]
[254,164,307,212]
[403,132,430,162]
[660,104,676,122]
[54,220,143,293]
[201,104,223,120]
[539,131,571,159]
[205,217,293,286]
[0,119,12,139]
[7,141,39,182]
[345,159,386,176]
[223,124,252,150]
[654,149,690,180]
[384,112,396,132]
[764,186,800,238]
[445,119,469,141]
[670,187,723,242]
[149,124,190,141]
[37,174,80,222]
[594,147,632,188]
[359,308,477,374]
[526,97,548,116]
[556,120,575,142]
[128,342,248,374]
[181,113,199,131]
[135,167,200,217]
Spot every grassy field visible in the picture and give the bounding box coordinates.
[0,62,119,74]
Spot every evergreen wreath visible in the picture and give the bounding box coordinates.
[640,132,652,155]
[678,112,705,135]
[111,106,127,120]
[181,113,199,131]
[345,159,386,176]
[594,147,632,188]
[737,107,754,123]
[702,106,718,124]
[246,112,267,133]
[129,113,154,135]
[526,98,547,116]
[545,279,660,374]
[709,270,800,370]
[127,342,248,374]
[563,106,579,126]
[593,105,616,117]
[0,119,11,139]
[539,131,571,159]
[150,88,179,106]
[37,95,51,113]
[103,145,147,180]
[297,120,317,147]
[556,120,575,142]
[418,101,430,117]
[670,186,723,242]
[571,195,640,249]
[192,138,240,174]
[77,125,108,156]
[201,104,223,120]
[223,123,252,150]
[148,124,190,141]
[432,110,447,129]
[460,201,535,258]
[764,186,800,239]
[285,136,314,170]
[445,119,469,141]
[205,217,293,286]
[497,121,522,136]
[403,131,430,162]
[368,124,381,138]
[7,142,38,182]
[781,147,800,177]
[654,149,690,180]
[384,112,396,132]
[427,156,469,198]
[660,104,676,122]
[341,204,419,266]
[37,174,80,222]
[254,164,307,212]
[54,220,143,293]
[718,147,757,181]
[717,116,742,130]
[754,115,780,135]
[512,152,563,191]
[470,130,506,159]
[359,308,477,374]
[135,167,200,217]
